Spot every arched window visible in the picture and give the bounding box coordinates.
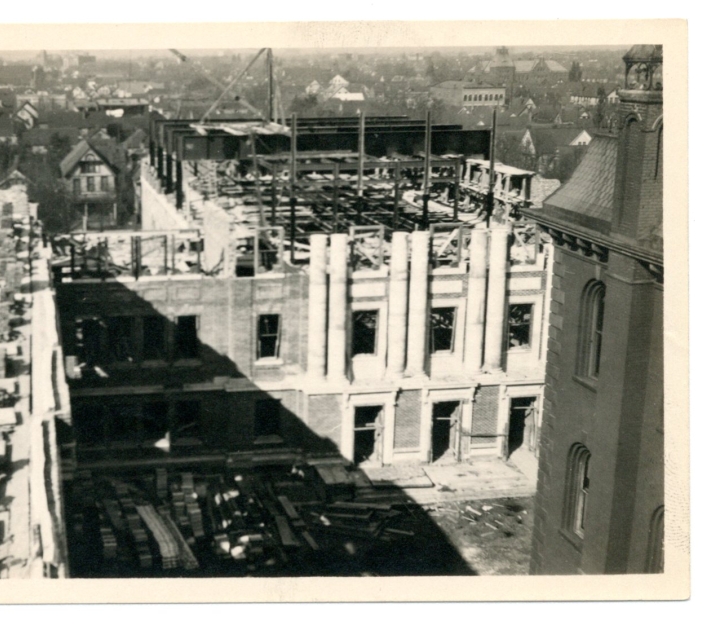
[646,506,665,573]
[577,281,606,379]
[564,444,591,539]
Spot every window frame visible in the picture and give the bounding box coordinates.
[100,175,110,191]
[563,443,591,543]
[72,177,81,195]
[141,315,168,363]
[429,306,458,354]
[173,314,200,361]
[86,175,96,192]
[507,303,534,351]
[256,313,282,361]
[577,281,606,381]
[351,308,380,357]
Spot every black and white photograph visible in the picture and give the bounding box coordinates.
[0,17,688,605]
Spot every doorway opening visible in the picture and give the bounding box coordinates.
[508,397,538,457]
[353,405,384,466]
[431,401,461,463]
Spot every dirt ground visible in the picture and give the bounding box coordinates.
[422,496,535,575]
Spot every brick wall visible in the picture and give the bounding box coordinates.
[306,394,343,452]
[394,389,421,450]
[471,385,499,445]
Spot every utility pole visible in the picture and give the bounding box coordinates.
[422,109,432,230]
[267,48,275,123]
[486,108,497,227]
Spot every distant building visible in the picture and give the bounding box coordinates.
[0,64,34,87]
[525,45,664,575]
[466,48,569,98]
[0,114,17,144]
[430,81,506,109]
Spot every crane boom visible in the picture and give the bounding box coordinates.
[169,49,265,120]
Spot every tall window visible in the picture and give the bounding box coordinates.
[257,314,281,359]
[73,178,81,195]
[351,310,378,356]
[564,444,591,540]
[579,281,606,379]
[100,175,110,191]
[142,316,167,361]
[107,316,134,363]
[86,176,96,192]
[430,307,457,353]
[254,398,281,437]
[174,315,199,359]
[508,304,533,350]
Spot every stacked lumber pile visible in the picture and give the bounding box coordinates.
[136,504,181,570]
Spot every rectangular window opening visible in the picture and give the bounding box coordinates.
[257,314,281,359]
[174,400,202,443]
[254,398,281,438]
[430,306,457,353]
[107,316,134,363]
[351,310,379,356]
[143,316,167,361]
[508,304,533,350]
[175,315,199,360]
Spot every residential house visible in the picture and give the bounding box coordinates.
[305,80,322,96]
[14,101,39,129]
[59,137,127,229]
[519,127,593,177]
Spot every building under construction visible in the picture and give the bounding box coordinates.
[52,113,550,471]
[36,111,555,576]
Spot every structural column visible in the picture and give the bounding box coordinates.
[386,232,409,379]
[307,234,329,379]
[464,225,489,373]
[483,224,510,372]
[406,230,430,376]
[327,233,348,381]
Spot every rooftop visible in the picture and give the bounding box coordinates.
[541,135,617,233]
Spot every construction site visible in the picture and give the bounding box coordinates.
[3,48,554,578]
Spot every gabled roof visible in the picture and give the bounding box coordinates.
[59,137,124,178]
[121,128,147,150]
[544,60,569,73]
[542,135,617,233]
[514,60,537,73]
[528,128,586,156]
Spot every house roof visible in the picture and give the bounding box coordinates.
[121,128,147,150]
[529,128,586,156]
[95,98,148,107]
[514,60,537,74]
[542,135,617,232]
[544,60,569,73]
[59,137,125,178]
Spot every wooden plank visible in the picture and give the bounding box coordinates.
[277,495,300,520]
[274,515,300,547]
[301,530,320,551]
